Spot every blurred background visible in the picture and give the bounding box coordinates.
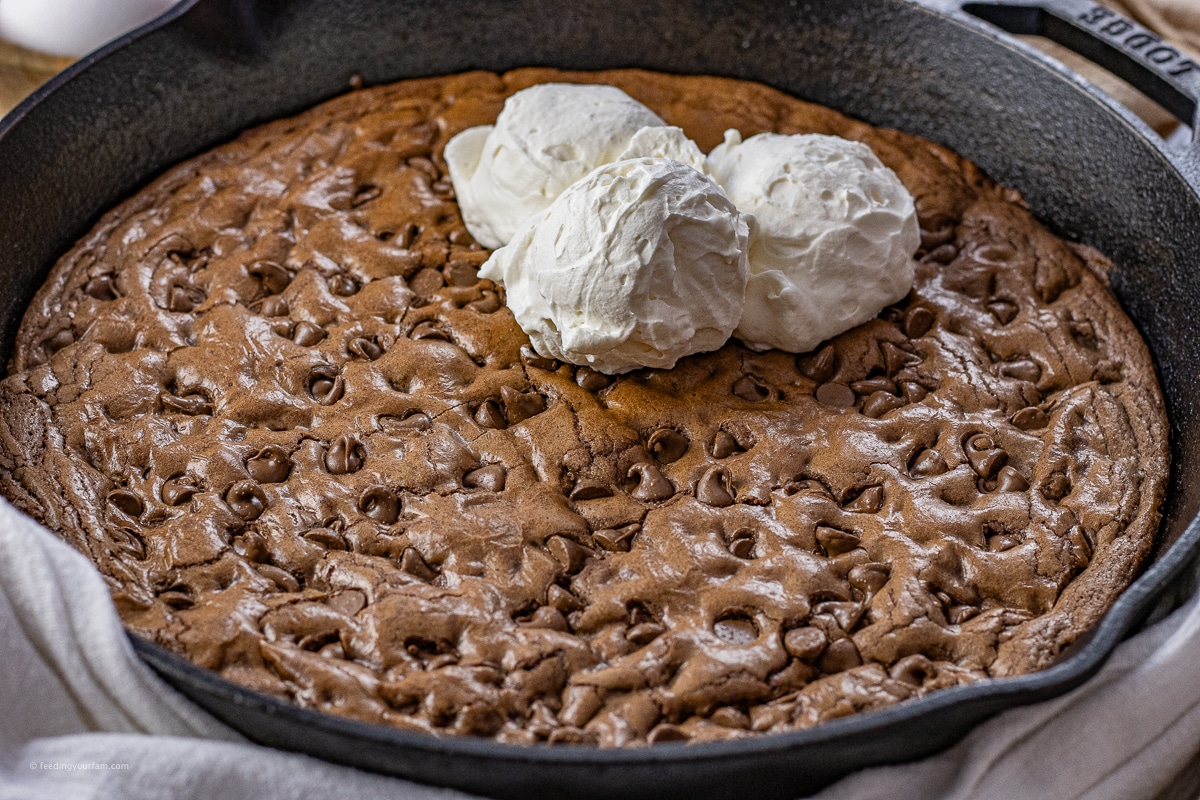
[1,0,1198,132]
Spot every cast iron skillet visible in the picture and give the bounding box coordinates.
[2,0,1199,797]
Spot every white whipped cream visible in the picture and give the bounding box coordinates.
[479,157,750,374]
[707,130,920,353]
[444,83,705,249]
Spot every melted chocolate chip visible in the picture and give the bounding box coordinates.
[999,358,1042,383]
[903,307,936,338]
[996,466,1030,492]
[161,391,213,416]
[594,524,640,553]
[464,464,506,492]
[815,526,860,557]
[848,563,891,595]
[862,391,905,419]
[818,638,863,673]
[410,321,450,341]
[107,489,144,518]
[988,299,1019,325]
[467,290,501,313]
[910,448,948,477]
[799,345,837,383]
[167,284,205,312]
[379,411,431,433]
[815,383,856,408]
[1012,407,1049,431]
[547,536,592,573]
[246,445,292,483]
[501,386,545,424]
[571,366,611,392]
[249,261,291,295]
[474,399,507,429]
[84,275,118,300]
[696,465,735,508]
[727,528,757,559]
[259,295,289,317]
[161,475,201,506]
[647,428,688,463]
[890,654,933,686]
[308,366,345,405]
[569,480,612,501]
[359,486,400,524]
[325,434,365,475]
[784,626,828,660]
[845,486,884,513]
[409,267,444,296]
[880,342,919,375]
[226,480,267,521]
[519,344,559,372]
[400,548,437,581]
[292,321,326,347]
[710,430,744,459]
[713,612,759,644]
[329,274,359,297]
[348,336,384,360]
[965,434,1008,479]
[733,374,770,402]
[628,462,673,502]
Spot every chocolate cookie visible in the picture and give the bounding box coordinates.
[0,69,1168,746]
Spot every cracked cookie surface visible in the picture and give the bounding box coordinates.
[0,68,1168,746]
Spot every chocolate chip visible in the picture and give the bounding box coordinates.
[348,336,384,360]
[547,584,581,613]
[351,184,381,207]
[308,366,344,405]
[714,612,758,644]
[271,320,295,339]
[727,529,756,559]
[903,307,936,338]
[464,464,506,492]
[161,391,213,416]
[569,480,612,501]
[647,428,688,463]
[594,524,640,553]
[520,344,559,371]
[628,462,674,502]
[815,525,860,556]
[845,486,884,513]
[325,434,365,475]
[395,222,420,249]
[988,299,1019,325]
[798,344,837,383]
[359,486,400,524]
[409,267,444,296]
[862,391,905,419]
[107,488,144,518]
[467,291,501,314]
[379,411,431,433]
[84,275,117,300]
[501,385,545,424]
[910,448,948,478]
[546,535,591,573]
[900,381,929,404]
[1012,407,1049,431]
[291,321,326,347]
[647,724,689,744]
[167,283,204,312]
[160,590,195,610]
[890,654,933,686]
[948,605,978,624]
[246,445,292,483]
[226,480,267,521]
[443,260,479,287]
[816,382,856,408]
[710,430,744,459]
[559,686,604,728]
[817,637,863,673]
[783,478,832,497]
[259,295,289,317]
[784,626,828,660]
[329,274,359,297]
[110,527,146,560]
[259,564,301,593]
[161,475,201,506]
[525,605,569,632]
[249,261,291,295]
[850,377,896,395]
[575,367,612,392]
[410,320,449,341]
[474,399,507,429]
[303,528,347,551]
[848,562,891,596]
[999,358,1041,383]
[965,434,1007,479]
[733,374,770,402]
[626,621,665,646]
[880,342,920,375]
[996,466,1029,492]
[696,465,735,508]
[400,548,437,581]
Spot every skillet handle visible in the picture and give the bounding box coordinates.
[952,0,1200,141]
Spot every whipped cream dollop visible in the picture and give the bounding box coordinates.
[479,157,750,374]
[707,130,920,353]
[445,83,705,249]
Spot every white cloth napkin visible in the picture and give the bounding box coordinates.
[0,495,1198,800]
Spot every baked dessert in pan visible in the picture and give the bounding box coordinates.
[0,68,1168,746]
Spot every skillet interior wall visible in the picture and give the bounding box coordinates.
[0,0,1196,559]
